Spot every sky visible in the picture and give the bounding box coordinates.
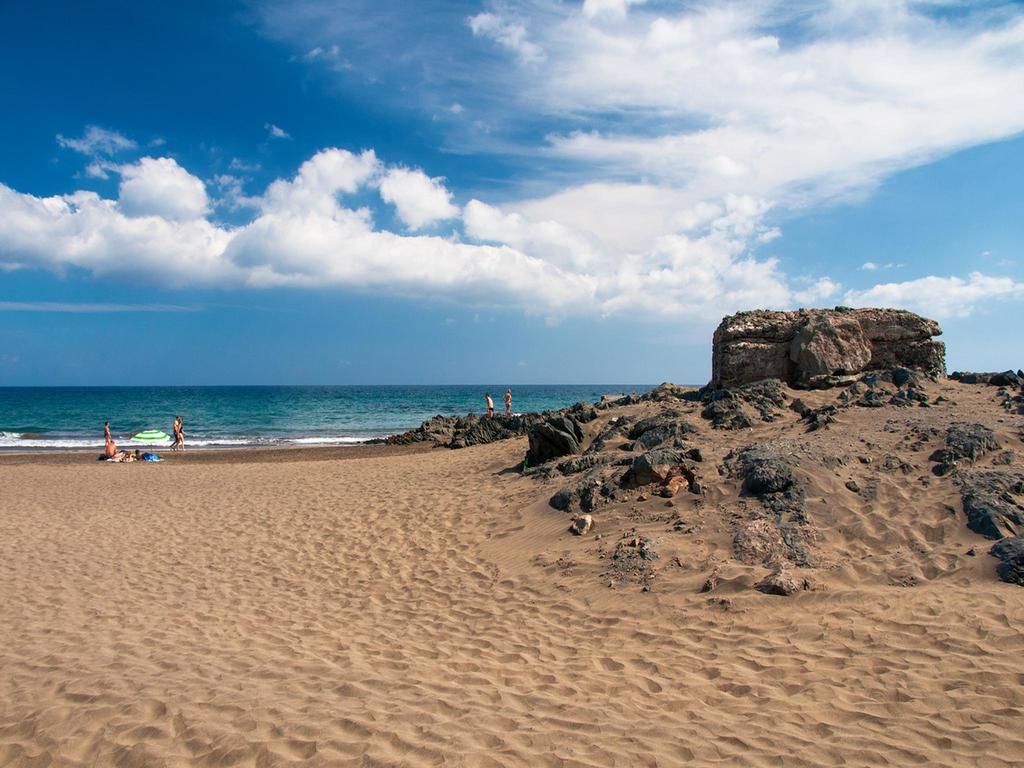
[0,0,1022,385]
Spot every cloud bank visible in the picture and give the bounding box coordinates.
[4,1,1024,322]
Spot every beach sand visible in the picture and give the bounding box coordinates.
[2,383,1024,767]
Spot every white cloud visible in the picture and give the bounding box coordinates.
[378,167,459,229]
[793,277,842,305]
[261,148,379,214]
[265,123,291,139]
[468,12,545,64]
[84,162,111,180]
[56,126,136,156]
[582,0,647,21]
[0,150,593,312]
[844,272,1024,318]
[0,147,864,321]
[118,157,210,221]
[0,183,236,285]
[211,174,259,211]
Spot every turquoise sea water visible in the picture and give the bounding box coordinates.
[0,385,653,450]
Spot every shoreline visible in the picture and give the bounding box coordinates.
[0,440,439,465]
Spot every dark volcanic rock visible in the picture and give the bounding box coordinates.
[526,414,585,465]
[804,404,839,431]
[700,380,787,429]
[701,396,753,430]
[628,413,698,450]
[932,423,999,475]
[712,307,945,389]
[450,415,523,448]
[961,471,1024,539]
[567,402,599,423]
[550,469,623,514]
[735,447,796,495]
[386,413,534,448]
[951,370,1022,387]
[556,454,608,476]
[990,537,1024,585]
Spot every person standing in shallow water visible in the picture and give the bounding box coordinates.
[485,393,494,417]
[504,388,512,416]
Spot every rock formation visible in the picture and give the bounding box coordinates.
[712,307,945,389]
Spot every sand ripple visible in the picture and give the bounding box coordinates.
[2,442,1024,766]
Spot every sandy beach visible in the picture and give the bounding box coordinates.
[2,374,1024,767]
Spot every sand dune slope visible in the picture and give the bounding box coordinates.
[2,439,1023,767]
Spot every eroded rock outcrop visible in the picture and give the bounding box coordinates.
[712,307,945,389]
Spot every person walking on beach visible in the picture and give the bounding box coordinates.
[485,393,494,417]
[171,415,185,451]
[504,388,512,416]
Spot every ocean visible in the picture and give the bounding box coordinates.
[0,385,653,451]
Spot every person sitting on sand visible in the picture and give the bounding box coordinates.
[104,425,117,459]
[504,388,512,417]
[485,393,494,417]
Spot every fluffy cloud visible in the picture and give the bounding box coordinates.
[1,145,1016,321]
[844,272,1024,318]
[118,157,210,221]
[0,149,591,312]
[378,168,459,229]
[261,148,379,214]
[56,125,136,156]
[0,183,235,285]
[468,12,544,64]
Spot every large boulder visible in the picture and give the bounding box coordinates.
[712,307,945,389]
[626,449,685,487]
[526,414,584,465]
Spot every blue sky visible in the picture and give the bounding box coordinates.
[0,0,1022,385]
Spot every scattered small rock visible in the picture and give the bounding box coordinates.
[756,567,804,596]
[569,514,593,536]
